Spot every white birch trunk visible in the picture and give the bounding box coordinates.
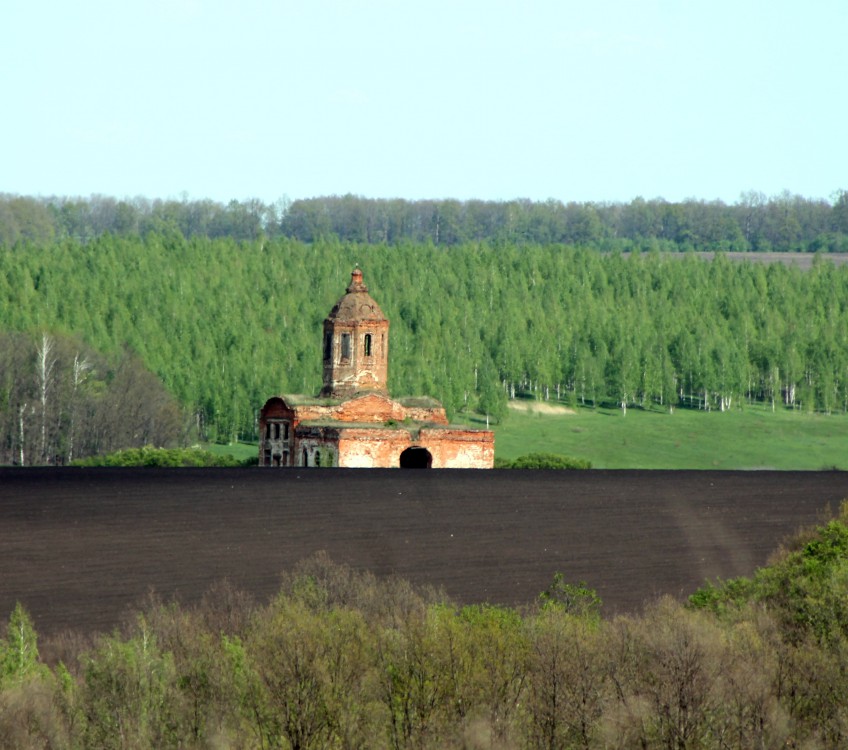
[18,403,27,466]
[36,334,56,464]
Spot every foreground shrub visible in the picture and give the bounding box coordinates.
[539,573,603,619]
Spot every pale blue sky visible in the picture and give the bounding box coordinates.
[2,0,845,205]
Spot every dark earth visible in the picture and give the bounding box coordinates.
[3,467,848,636]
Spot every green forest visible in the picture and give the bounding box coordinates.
[4,225,848,464]
[4,505,848,749]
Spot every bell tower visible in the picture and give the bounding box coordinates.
[319,268,389,398]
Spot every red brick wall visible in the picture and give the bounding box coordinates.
[335,426,494,468]
[420,428,495,469]
[295,394,448,426]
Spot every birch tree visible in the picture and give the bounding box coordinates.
[35,333,57,464]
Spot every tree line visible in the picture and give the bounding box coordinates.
[3,190,848,252]
[280,191,848,253]
[4,505,848,748]
[4,236,848,458]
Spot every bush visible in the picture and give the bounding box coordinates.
[497,452,592,469]
[71,446,252,467]
[538,573,602,618]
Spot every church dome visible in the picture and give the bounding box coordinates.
[326,268,386,322]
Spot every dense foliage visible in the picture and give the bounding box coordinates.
[71,446,253,467]
[495,452,592,469]
[280,192,848,253]
[4,235,848,457]
[6,508,848,748]
[3,191,848,253]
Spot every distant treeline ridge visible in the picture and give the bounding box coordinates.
[3,190,848,252]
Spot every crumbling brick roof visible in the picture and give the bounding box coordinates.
[325,268,387,322]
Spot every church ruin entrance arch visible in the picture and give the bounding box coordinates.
[400,447,432,469]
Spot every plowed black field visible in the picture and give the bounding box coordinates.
[2,468,847,635]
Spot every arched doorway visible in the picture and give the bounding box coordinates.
[399,447,433,469]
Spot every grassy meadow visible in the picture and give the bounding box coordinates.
[489,400,848,470]
[202,440,258,462]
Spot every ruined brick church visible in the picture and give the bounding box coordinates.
[258,268,494,468]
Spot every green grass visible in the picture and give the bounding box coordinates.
[200,441,259,462]
[491,401,848,470]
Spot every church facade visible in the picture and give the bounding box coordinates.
[258,269,494,468]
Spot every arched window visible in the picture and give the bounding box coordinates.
[302,448,308,466]
[323,333,332,361]
[364,333,372,357]
[315,450,321,467]
[341,333,351,360]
